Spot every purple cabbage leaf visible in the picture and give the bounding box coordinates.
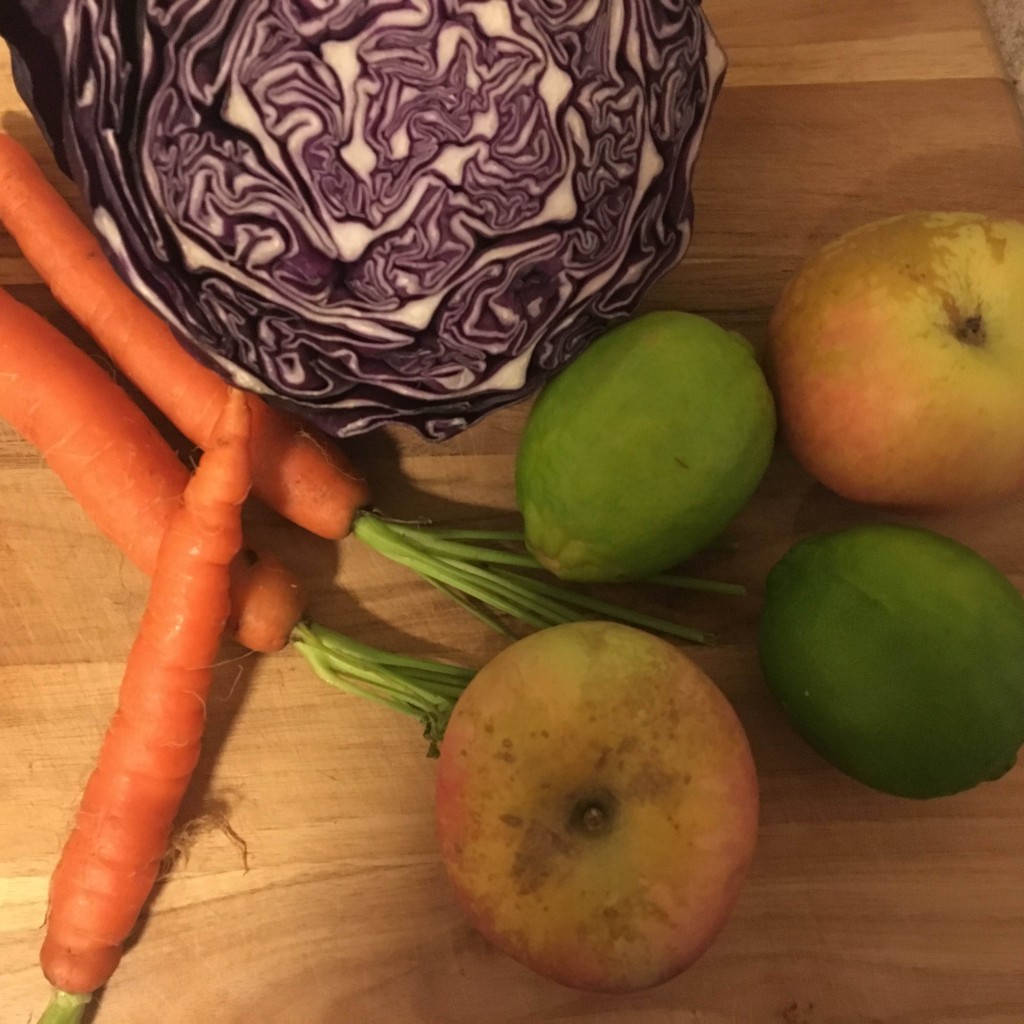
[2,0,726,439]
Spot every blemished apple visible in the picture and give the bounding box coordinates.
[434,621,759,993]
[768,211,1024,509]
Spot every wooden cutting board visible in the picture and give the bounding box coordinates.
[3,2,1024,1022]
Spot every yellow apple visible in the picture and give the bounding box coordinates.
[768,211,1024,509]
[434,621,758,993]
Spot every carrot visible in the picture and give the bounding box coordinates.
[0,132,370,540]
[0,284,188,572]
[37,389,252,1022]
[0,284,303,652]
[228,549,306,655]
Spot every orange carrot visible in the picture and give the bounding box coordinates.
[37,389,252,1020]
[228,549,306,655]
[0,284,302,652]
[0,284,187,572]
[0,132,370,540]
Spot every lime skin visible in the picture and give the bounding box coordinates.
[516,311,776,582]
[758,523,1024,799]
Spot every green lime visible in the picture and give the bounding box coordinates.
[516,311,776,582]
[758,523,1024,798]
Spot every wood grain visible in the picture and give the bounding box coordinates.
[3,2,1024,1023]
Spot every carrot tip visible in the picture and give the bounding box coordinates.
[36,989,91,1024]
[211,387,251,448]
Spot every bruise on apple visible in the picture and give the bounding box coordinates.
[434,621,759,993]
[510,816,574,895]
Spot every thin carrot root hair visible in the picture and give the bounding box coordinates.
[160,812,250,877]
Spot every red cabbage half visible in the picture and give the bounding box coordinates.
[2,1,725,439]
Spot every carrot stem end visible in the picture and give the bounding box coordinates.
[292,621,476,756]
[36,989,91,1024]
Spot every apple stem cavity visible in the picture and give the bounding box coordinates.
[569,791,618,837]
[954,313,986,347]
[352,512,737,645]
